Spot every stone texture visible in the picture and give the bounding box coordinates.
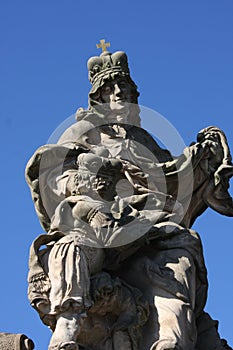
[26,47,233,350]
[0,333,34,350]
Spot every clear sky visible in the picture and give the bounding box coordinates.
[1,1,233,349]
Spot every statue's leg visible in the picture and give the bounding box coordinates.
[48,311,82,349]
[116,229,206,349]
[47,241,93,313]
[150,297,196,350]
[46,241,103,350]
[149,248,197,350]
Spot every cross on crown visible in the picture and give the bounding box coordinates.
[96,39,110,53]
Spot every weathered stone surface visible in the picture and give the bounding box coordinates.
[26,43,233,350]
[0,333,34,350]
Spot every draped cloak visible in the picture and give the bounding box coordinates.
[25,114,233,347]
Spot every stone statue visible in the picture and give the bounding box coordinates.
[25,41,233,350]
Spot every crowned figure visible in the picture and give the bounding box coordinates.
[26,41,233,350]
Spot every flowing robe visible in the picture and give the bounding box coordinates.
[26,115,233,349]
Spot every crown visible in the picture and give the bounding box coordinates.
[87,51,130,87]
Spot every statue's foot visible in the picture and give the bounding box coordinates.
[49,312,82,350]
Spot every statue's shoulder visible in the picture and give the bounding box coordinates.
[128,125,173,162]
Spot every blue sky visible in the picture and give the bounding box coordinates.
[1,1,233,349]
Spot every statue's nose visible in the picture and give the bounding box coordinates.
[114,83,123,96]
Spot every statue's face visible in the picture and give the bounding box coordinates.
[100,78,132,120]
[93,175,116,201]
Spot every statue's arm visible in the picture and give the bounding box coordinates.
[160,126,233,227]
[195,126,233,216]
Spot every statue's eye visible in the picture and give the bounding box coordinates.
[118,81,128,89]
[102,85,112,94]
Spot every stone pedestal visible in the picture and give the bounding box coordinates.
[0,333,34,350]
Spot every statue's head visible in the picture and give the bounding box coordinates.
[87,51,140,125]
[76,153,122,201]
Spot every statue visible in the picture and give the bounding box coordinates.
[26,40,233,350]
